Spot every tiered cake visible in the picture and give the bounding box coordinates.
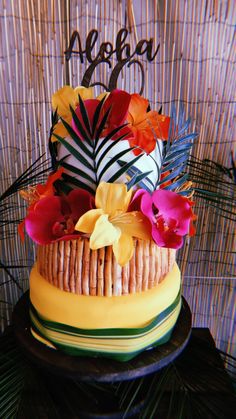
[19,86,196,361]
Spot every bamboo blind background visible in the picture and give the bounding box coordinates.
[0,1,235,359]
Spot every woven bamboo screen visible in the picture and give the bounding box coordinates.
[0,1,235,358]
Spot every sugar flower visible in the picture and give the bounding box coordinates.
[52,85,93,140]
[130,189,196,249]
[72,89,131,141]
[126,94,170,155]
[20,168,64,209]
[25,189,95,244]
[18,168,65,241]
[75,182,151,266]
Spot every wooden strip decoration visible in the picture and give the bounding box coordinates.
[122,263,130,295]
[63,241,71,292]
[129,241,136,294]
[104,246,112,297]
[39,246,45,278]
[69,240,77,293]
[48,244,53,284]
[154,245,161,286]
[52,241,58,287]
[82,239,90,296]
[112,254,122,296]
[90,249,97,296]
[37,246,42,274]
[148,241,156,289]
[58,241,64,291]
[75,239,84,295]
[136,240,143,293]
[45,245,50,283]
[161,247,167,281]
[142,240,150,291]
[97,247,105,296]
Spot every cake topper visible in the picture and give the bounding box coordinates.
[64,28,160,94]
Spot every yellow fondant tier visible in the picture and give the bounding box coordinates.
[30,262,181,330]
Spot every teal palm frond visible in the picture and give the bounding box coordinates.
[117,160,155,192]
[157,105,198,191]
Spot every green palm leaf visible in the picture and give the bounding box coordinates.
[91,96,106,137]
[54,135,94,172]
[59,161,96,185]
[61,173,95,195]
[0,154,51,203]
[94,123,129,156]
[96,132,129,170]
[54,96,140,192]
[78,94,93,137]
[97,147,139,182]
[60,116,93,156]
[94,108,111,146]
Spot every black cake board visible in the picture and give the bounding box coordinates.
[13,291,191,383]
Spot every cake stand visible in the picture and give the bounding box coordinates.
[13,292,191,418]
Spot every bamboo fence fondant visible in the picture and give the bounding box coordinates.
[37,238,176,296]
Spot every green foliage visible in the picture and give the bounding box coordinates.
[53,97,148,192]
[0,155,51,203]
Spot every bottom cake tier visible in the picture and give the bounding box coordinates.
[29,263,182,361]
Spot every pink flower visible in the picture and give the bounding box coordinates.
[25,189,95,244]
[130,189,196,249]
[72,89,132,140]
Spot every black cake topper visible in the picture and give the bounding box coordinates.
[65,28,160,94]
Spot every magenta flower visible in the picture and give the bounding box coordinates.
[130,189,195,249]
[25,189,95,244]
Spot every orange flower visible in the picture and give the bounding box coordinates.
[20,167,64,209]
[51,86,93,140]
[18,168,64,241]
[127,94,170,155]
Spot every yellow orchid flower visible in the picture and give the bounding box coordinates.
[51,85,94,141]
[75,182,151,266]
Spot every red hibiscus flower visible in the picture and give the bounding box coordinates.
[25,189,95,244]
[72,89,131,140]
[130,188,196,249]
